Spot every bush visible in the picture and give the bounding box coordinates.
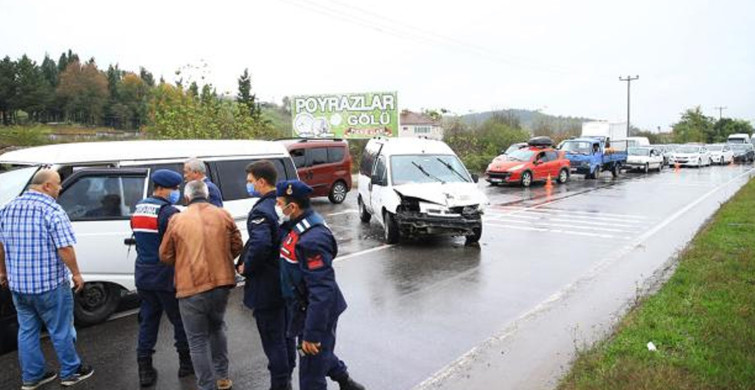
[0,125,51,147]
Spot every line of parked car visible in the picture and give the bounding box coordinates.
[485,136,755,187]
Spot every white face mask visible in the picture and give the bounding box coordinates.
[275,204,291,224]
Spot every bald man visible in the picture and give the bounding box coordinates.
[0,169,94,388]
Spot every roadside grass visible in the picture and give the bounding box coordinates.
[559,177,755,390]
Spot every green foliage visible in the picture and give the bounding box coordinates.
[0,125,51,147]
[672,106,715,143]
[56,60,109,125]
[713,118,753,142]
[144,83,277,140]
[445,114,529,173]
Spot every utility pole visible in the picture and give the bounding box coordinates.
[713,106,727,121]
[619,75,639,136]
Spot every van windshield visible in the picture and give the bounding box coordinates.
[0,166,39,207]
[561,141,593,155]
[628,147,650,156]
[391,155,471,186]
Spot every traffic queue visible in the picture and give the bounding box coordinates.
[0,146,367,390]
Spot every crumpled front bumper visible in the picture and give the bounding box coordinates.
[395,211,482,237]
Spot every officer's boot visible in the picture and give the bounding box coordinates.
[137,356,158,387]
[270,382,293,390]
[178,351,194,378]
[337,376,366,390]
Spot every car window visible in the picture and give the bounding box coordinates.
[360,142,382,176]
[58,174,146,221]
[290,148,307,168]
[213,159,288,201]
[373,156,387,184]
[328,146,345,163]
[545,151,558,161]
[309,147,328,166]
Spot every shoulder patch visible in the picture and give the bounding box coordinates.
[252,217,266,225]
[306,254,325,270]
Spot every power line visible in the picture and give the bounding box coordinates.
[619,75,639,134]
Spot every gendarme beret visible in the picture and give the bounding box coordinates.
[276,180,313,199]
[151,169,182,188]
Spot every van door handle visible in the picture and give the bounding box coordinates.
[124,238,136,246]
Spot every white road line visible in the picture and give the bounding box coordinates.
[413,167,755,390]
[517,208,648,222]
[326,209,359,217]
[490,215,639,228]
[334,244,394,263]
[486,223,616,239]
[486,211,644,225]
[486,218,635,233]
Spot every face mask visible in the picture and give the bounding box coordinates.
[168,190,181,205]
[275,204,291,224]
[246,182,261,197]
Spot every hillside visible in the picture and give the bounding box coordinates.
[461,109,593,133]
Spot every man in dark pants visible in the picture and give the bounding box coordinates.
[276,180,366,390]
[130,169,193,387]
[237,161,295,390]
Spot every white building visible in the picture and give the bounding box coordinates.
[399,110,444,140]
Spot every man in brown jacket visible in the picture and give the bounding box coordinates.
[160,180,242,390]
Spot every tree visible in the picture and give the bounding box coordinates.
[15,55,50,122]
[188,81,199,98]
[57,60,109,125]
[118,72,149,128]
[713,118,753,142]
[139,67,155,87]
[672,106,715,143]
[39,54,61,122]
[0,56,17,125]
[236,68,260,119]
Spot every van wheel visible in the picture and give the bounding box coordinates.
[358,197,371,223]
[328,181,348,204]
[557,168,569,184]
[611,163,621,178]
[465,226,482,246]
[643,163,649,173]
[383,211,400,244]
[74,282,121,326]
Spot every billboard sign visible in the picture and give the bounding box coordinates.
[290,92,398,139]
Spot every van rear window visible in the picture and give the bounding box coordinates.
[212,158,289,201]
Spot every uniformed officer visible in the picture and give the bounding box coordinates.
[276,180,366,390]
[236,161,295,390]
[130,169,193,387]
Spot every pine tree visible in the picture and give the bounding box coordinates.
[236,68,260,119]
[0,56,17,125]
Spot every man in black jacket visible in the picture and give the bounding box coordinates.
[237,161,295,390]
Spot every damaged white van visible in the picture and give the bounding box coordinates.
[357,137,488,245]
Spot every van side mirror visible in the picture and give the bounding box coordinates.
[471,173,479,183]
[371,175,382,186]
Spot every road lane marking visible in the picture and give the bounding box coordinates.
[486,218,636,233]
[414,167,755,390]
[486,212,644,227]
[516,209,648,222]
[334,244,394,263]
[326,209,359,217]
[486,222,616,239]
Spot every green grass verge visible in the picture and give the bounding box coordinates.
[559,177,755,390]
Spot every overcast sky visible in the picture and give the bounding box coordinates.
[2,0,753,130]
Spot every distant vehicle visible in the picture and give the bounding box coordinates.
[501,142,527,156]
[486,137,571,187]
[280,138,352,204]
[561,137,628,179]
[626,146,664,173]
[668,145,712,167]
[358,137,488,245]
[626,137,651,147]
[730,143,755,163]
[706,144,734,165]
[727,133,751,144]
[581,121,628,145]
[0,140,299,326]
[650,144,672,166]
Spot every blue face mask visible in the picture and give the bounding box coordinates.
[246,182,261,197]
[168,190,181,205]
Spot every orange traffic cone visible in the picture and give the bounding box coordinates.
[545,174,553,190]
[674,162,680,173]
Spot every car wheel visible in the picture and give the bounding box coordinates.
[658,162,664,172]
[74,282,121,326]
[465,226,482,246]
[644,163,649,174]
[557,168,569,184]
[593,166,601,179]
[521,171,533,187]
[720,157,725,165]
[611,163,621,178]
[697,158,702,168]
[383,211,400,244]
[328,181,348,204]
[358,196,371,223]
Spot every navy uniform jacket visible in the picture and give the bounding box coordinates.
[279,209,347,343]
[204,178,224,208]
[131,196,180,291]
[239,191,284,311]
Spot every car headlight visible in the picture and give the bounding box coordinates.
[508,164,525,171]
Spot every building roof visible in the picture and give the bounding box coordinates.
[401,110,440,126]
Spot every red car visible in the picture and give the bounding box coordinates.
[486,145,571,187]
[281,139,353,203]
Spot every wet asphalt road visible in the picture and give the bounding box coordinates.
[1,163,754,390]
